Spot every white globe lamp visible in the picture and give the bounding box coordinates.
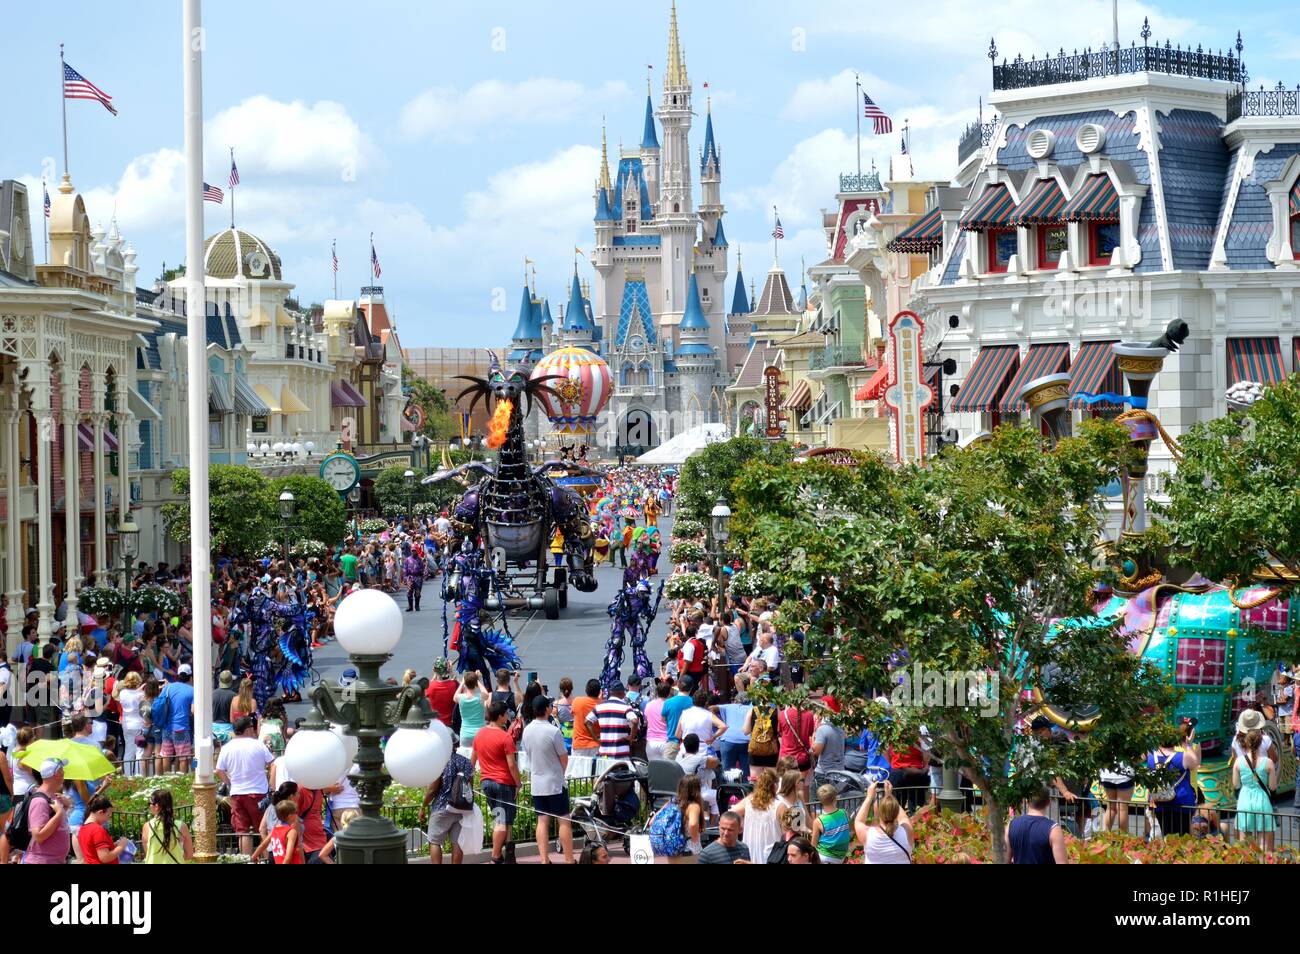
[334,587,404,656]
[283,728,349,790]
[384,725,450,788]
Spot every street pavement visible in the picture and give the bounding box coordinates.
[296,516,674,704]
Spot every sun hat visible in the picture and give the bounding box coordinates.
[1236,709,1265,734]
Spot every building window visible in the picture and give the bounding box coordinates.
[252,415,269,434]
[1089,222,1121,266]
[250,326,263,341]
[1292,214,1300,259]
[986,228,1016,273]
[1037,225,1068,269]
[702,287,709,301]
[626,219,637,233]
[208,414,223,448]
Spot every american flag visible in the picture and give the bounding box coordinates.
[863,91,892,135]
[43,181,51,219]
[63,62,116,115]
[772,216,784,240]
[331,240,338,274]
[228,151,240,189]
[203,182,224,203]
[370,238,381,279]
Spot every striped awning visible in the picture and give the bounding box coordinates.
[340,380,368,407]
[1228,337,1285,386]
[1010,178,1068,226]
[77,423,119,453]
[782,379,812,410]
[999,343,1070,413]
[1294,337,1300,374]
[253,384,282,414]
[887,206,943,253]
[331,381,367,408]
[959,183,1017,231]
[208,373,233,413]
[1062,174,1120,222]
[855,364,890,402]
[950,345,1020,413]
[1291,180,1300,216]
[280,384,311,415]
[1069,340,1123,409]
[233,376,271,416]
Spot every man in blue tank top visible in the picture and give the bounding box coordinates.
[1007,788,1068,864]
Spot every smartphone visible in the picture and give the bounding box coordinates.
[528,671,538,685]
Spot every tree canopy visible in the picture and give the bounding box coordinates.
[675,435,795,524]
[163,464,276,558]
[733,423,1177,862]
[267,474,348,547]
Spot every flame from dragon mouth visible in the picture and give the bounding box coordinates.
[487,399,513,449]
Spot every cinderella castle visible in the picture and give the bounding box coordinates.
[508,1,750,452]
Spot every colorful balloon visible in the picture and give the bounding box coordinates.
[530,346,612,435]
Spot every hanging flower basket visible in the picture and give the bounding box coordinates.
[728,570,776,599]
[76,587,124,618]
[671,518,705,541]
[669,540,707,565]
[664,572,718,602]
[132,584,185,619]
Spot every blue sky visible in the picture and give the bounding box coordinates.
[5,0,1295,347]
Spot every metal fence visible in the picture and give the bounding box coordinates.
[992,42,1244,92]
[1227,82,1300,122]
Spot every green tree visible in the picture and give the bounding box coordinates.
[162,464,275,557]
[403,367,459,441]
[267,474,348,547]
[676,435,795,524]
[1159,376,1300,582]
[733,424,1178,863]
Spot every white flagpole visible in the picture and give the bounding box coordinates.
[60,44,69,179]
[229,146,235,229]
[855,73,862,178]
[332,240,338,299]
[183,0,217,862]
[773,206,779,265]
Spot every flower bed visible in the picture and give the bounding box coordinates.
[77,586,123,618]
[664,571,717,601]
[668,540,706,565]
[727,570,775,599]
[670,518,704,541]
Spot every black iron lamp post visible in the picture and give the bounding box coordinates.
[710,496,731,602]
[117,515,140,627]
[278,490,297,566]
[284,589,452,864]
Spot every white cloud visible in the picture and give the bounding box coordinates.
[399,79,630,142]
[781,69,904,121]
[206,95,377,179]
[21,148,188,236]
[731,128,860,229]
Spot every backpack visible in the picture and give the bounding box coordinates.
[448,763,475,812]
[4,790,52,852]
[649,801,689,857]
[748,707,778,757]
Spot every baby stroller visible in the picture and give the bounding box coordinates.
[571,759,649,855]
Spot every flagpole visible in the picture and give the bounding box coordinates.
[855,72,862,178]
[60,44,69,179]
[182,0,218,863]
[229,147,235,229]
[332,240,338,299]
[773,206,778,265]
[42,180,48,263]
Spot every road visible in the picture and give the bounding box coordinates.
[296,517,673,703]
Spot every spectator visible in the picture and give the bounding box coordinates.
[158,664,195,774]
[588,682,639,759]
[424,657,458,727]
[731,768,781,865]
[660,676,695,760]
[697,810,749,864]
[141,789,193,864]
[643,680,672,761]
[216,716,274,856]
[470,701,520,864]
[568,679,602,759]
[810,784,851,864]
[78,794,127,865]
[1006,787,1068,864]
[20,758,72,865]
[421,749,474,865]
[521,695,574,864]
[854,780,914,865]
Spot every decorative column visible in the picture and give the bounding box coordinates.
[62,378,81,620]
[1020,372,1074,448]
[3,385,24,653]
[116,408,133,531]
[33,396,56,642]
[92,405,108,587]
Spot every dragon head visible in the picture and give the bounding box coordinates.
[453,349,565,420]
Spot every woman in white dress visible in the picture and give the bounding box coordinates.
[114,673,147,777]
[730,768,782,865]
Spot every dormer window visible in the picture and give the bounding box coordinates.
[1012,177,1068,271]
[986,228,1016,273]
[1088,222,1121,266]
[1037,226,1068,269]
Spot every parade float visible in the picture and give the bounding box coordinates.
[424,349,606,621]
[1021,322,1298,805]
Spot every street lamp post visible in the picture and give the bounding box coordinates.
[710,496,732,602]
[288,589,451,863]
[278,490,296,566]
[403,469,416,524]
[117,516,139,630]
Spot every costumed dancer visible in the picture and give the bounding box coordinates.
[599,549,664,692]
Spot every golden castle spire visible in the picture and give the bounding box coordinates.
[666,0,687,89]
[599,119,612,192]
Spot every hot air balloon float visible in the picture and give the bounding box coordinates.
[424,349,607,620]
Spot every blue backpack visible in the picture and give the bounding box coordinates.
[649,802,689,856]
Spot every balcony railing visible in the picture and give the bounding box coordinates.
[990,24,1246,92]
[958,120,997,165]
[839,171,882,193]
[1227,81,1300,122]
[808,345,866,371]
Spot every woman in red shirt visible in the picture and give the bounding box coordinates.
[79,795,128,864]
[777,705,817,774]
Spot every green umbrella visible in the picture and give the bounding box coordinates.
[18,739,116,781]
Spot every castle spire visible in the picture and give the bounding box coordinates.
[665,0,687,89]
[599,120,612,192]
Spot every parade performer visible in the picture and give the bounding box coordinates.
[238,581,312,709]
[600,549,664,691]
[442,537,521,685]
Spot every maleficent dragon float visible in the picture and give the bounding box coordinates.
[425,350,599,620]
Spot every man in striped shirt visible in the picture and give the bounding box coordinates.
[586,682,640,759]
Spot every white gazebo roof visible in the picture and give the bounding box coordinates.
[635,423,729,465]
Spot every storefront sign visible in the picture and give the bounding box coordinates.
[883,311,933,464]
[763,366,784,438]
